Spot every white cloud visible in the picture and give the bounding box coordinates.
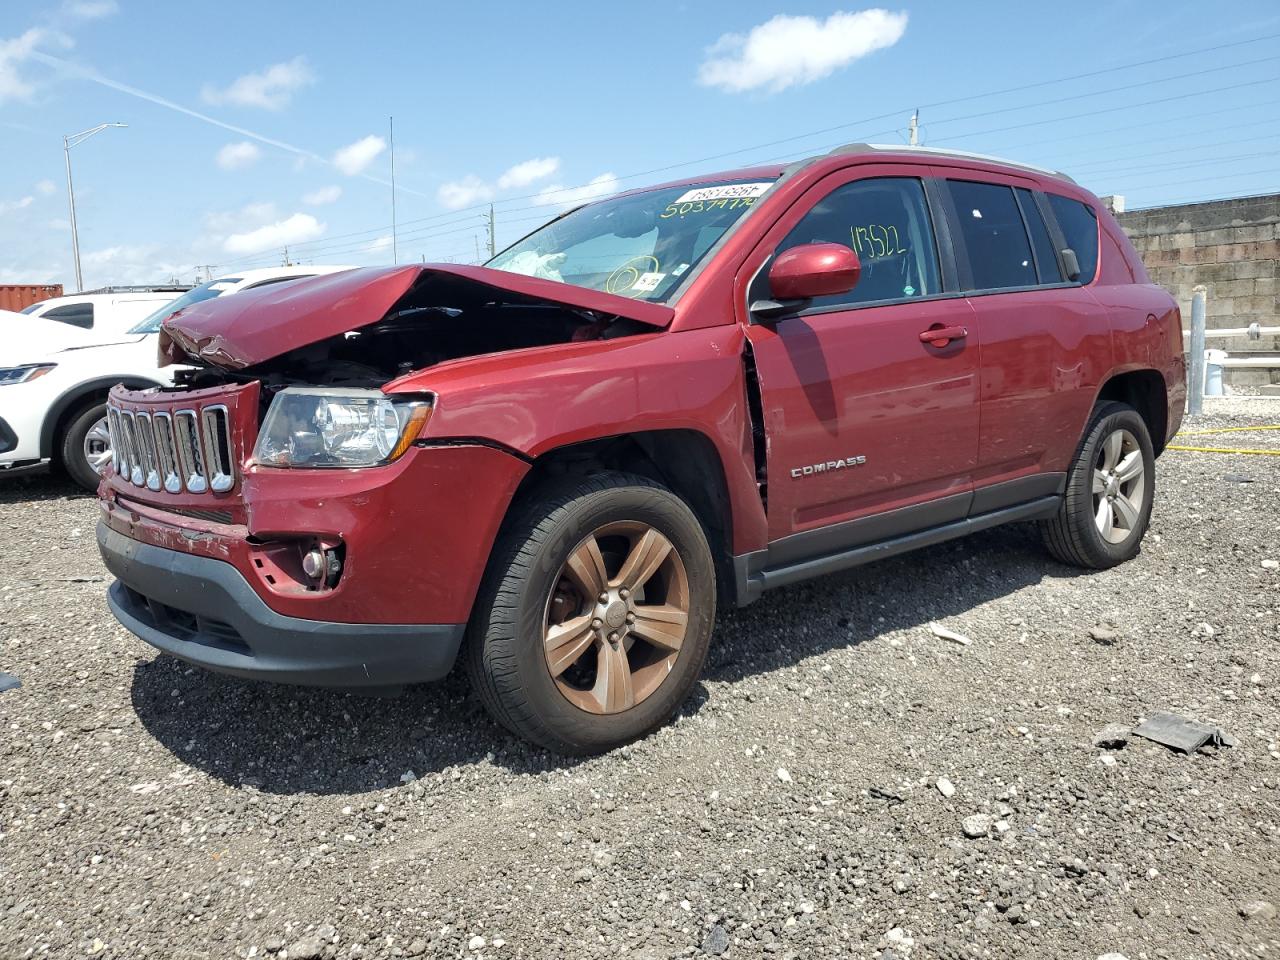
[366,235,393,252]
[437,175,494,210]
[201,56,315,110]
[302,184,342,205]
[533,173,620,209]
[0,28,51,104]
[204,201,277,233]
[698,9,907,94]
[215,141,261,170]
[223,213,324,255]
[35,179,56,196]
[0,195,35,215]
[497,156,560,190]
[75,243,197,287]
[63,0,119,20]
[332,135,386,175]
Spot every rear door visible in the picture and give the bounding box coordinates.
[937,175,1112,509]
[737,164,981,554]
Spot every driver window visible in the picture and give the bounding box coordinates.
[772,177,941,310]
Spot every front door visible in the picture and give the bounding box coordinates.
[738,168,981,556]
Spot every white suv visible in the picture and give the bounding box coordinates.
[19,289,189,338]
[0,266,353,491]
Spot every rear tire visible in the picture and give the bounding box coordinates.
[60,401,111,492]
[466,472,716,755]
[1040,401,1155,569]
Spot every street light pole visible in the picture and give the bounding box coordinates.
[62,122,127,292]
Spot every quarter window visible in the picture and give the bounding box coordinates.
[1047,194,1099,284]
[41,303,95,329]
[770,177,941,308]
[947,180,1036,291]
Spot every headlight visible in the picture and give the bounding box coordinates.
[252,388,433,468]
[0,364,56,386]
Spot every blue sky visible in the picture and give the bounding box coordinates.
[2,0,1279,288]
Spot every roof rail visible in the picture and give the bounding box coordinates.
[80,284,195,294]
[824,143,1076,183]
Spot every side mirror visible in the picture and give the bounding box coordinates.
[751,242,861,320]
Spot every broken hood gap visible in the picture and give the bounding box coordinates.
[158,264,675,370]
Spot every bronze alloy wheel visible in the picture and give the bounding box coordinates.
[542,520,690,715]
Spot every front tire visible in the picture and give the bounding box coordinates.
[466,472,716,755]
[60,401,112,492]
[1040,401,1155,569]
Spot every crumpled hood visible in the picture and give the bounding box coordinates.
[160,264,675,369]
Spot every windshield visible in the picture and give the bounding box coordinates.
[127,278,242,334]
[19,303,42,315]
[488,179,776,302]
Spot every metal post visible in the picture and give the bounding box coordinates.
[1187,285,1207,416]
[62,123,126,293]
[64,136,83,293]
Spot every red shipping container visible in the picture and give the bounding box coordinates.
[0,284,64,312]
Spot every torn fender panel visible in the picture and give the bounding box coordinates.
[160,264,675,369]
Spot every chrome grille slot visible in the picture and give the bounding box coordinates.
[135,412,162,491]
[106,407,123,475]
[152,412,181,494]
[174,409,208,494]
[121,412,145,487]
[200,405,235,493]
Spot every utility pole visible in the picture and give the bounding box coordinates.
[908,109,920,146]
[63,122,127,292]
[282,246,293,266]
[485,204,496,259]
[389,115,398,265]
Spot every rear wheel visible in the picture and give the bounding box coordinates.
[60,401,112,492]
[1040,402,1155,569]
[466,472,715,754]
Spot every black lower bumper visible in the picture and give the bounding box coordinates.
[97,522,465,687]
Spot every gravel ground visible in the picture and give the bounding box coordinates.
[2,398,1279,960]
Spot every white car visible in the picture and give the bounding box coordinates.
[18,288,190,341]
[0,266,354,491]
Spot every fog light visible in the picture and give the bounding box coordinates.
[302,548,326,579]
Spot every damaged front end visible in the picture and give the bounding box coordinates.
[160,263,672,389]
[96,265,671,683]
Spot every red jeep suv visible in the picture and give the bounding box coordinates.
[97,145,1185,754]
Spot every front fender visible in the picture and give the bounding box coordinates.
[388,328,769,554]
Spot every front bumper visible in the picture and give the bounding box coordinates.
[99,521,465,686]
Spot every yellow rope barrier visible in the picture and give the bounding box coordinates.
[1166,445,1280,456]
[1167,423,1280,456]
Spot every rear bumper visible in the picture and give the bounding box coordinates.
[99,521,465,687]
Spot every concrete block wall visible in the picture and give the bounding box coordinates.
[1116,193,1280,386]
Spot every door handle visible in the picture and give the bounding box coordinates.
[919,325,968,347]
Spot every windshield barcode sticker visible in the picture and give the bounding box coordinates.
[674,183,773,204]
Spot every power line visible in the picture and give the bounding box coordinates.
[207,35,1280,273]
[213,30,1280,269]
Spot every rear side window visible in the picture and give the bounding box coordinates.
[41,303,95,329]
[771,177,941,308]
[947,180,1036,291]
[1015,189,1063,284]
[1046,194,1099,284]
